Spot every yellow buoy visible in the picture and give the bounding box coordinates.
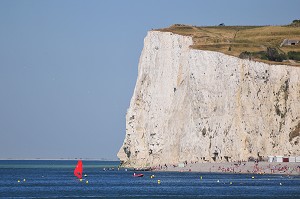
[252,176,255,179]
[200,176,203,180]
[17,180,20,183]
[86,180,89,184]
[23,179,26,182]
[80,179,83,182]
[157,180,161,184]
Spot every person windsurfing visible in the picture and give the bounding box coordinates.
[74,160,83,179]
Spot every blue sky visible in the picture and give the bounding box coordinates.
[0,0,299,160]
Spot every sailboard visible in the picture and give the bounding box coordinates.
[74,160,83,179]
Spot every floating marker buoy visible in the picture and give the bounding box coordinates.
[230,182,232,185]
[157,180,161,184]
[86,180,89,184]
[150,175,155,179]
[84,174,87,177]
[252,176,255,179]
[200,176,203,180]
[17,180,20,183]
[80,179,83,182]
[23,179,26,182]
[279,183,282,186]
[217,180,220,183]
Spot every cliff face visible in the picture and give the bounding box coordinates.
[118,31,300,167]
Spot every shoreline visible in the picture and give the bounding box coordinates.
[150,162,300,175]
[0,158,118,161]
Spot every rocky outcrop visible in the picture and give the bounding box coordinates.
[117,31,300,168]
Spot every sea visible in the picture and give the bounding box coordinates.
[0,160,299,199]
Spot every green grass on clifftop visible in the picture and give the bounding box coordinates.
[157,23,300,66]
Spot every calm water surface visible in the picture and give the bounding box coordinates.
[0,160,299,198]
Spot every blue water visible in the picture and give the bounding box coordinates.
[0,160,299,198]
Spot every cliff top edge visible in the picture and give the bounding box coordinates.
[155,23,300,67]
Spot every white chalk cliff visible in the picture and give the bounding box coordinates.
[118,31,300,167]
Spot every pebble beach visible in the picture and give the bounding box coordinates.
[153,162,300,175]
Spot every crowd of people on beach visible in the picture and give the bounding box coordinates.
[147,160,300,175]
[215,162,300,175]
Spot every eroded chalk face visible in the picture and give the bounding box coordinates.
[118,31,300,168]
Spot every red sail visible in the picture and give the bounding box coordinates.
[74,160,83,179]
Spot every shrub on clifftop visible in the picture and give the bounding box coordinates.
[266,47,287,62]
[287,51,300,61]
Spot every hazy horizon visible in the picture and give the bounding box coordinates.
[0,0,299,160]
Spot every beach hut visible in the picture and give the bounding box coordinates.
[178,163,185,168]
[268,156,275,162]
[283,157,289,162]
[275,156,283,163]
[289,157,296,163]
[296,156,300,163]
